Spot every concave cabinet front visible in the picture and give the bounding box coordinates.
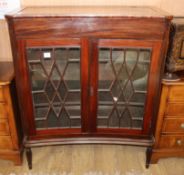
[5,6,171,147]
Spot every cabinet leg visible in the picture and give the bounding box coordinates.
[146,147,152,168]
[26,147,32,169]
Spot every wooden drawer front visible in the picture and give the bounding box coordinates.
[0,119,10,135]
[159,135,184,148]
[0,103,7,119]
[166,103,184,116]
[0,136,13,149]
[169,86,184,101]
[0,87,4,102]
[163,118,184,133]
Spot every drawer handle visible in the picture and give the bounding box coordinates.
[181,123,184,129]
[176,139,183,146]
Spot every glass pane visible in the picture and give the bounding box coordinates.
[68,48,80,60]
[98,91,113,102]
[29,63,47,91]
[33,93,49,105]
[120,109,132,128]
[45,81,55,101]
[27,48,40,60]
[97,47,151,129]
[129,106,144,119]
[35,107,49,119]
[58,81,67,100]
[41,48,54,74]
[66,92,81,103]
[55,48,68,74]
[98,106,113,117]
[47,109,58,128]
[108,109,119,128]
[27,46,81,130]
[64,62,80,90]
[50,66,61,88]
[59,108,71,128]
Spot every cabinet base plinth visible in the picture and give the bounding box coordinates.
[146,148,184,167]
[0,149,23,166]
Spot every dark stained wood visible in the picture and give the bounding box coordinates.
[89,39,98,133]
[81,38,90,132]
[98,39,163,136]
[26,38,81,47]
[5,6,172,168]
[11,17,168,40]
[148,18,171,140]
[26,147,32,169]
[36,128,81,136]
[5,6,172,40]
[142,41,162,135]
[17,40,36,136]
[146,147,152,168]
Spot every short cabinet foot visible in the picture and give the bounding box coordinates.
[26,147,32,169]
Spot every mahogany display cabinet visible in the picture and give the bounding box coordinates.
[5,6,172,169]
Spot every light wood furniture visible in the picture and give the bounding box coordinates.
[0,62,22,165]
[146,79,184,167]
[5,6,172,169]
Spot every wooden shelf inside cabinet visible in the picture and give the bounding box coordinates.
[146,79,184,168]
[5,6,172,169]
[0,62,23,165]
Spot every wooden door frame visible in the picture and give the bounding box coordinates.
[16,38,88,138]
[89,39,163,136]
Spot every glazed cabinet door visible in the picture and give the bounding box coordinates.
[17,39,88,137]
[89,39,163,137]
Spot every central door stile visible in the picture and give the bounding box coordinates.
[88,39,99,133]
[81,38,90,133]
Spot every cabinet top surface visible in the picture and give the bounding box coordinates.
[0,62,14,85]
[6,6,171,19]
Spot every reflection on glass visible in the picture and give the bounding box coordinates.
[27,47,81,129]
[29,64,46,91]
[98,48,151,129]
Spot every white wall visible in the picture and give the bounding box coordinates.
[21,0,184,16]
[0,0,184,61]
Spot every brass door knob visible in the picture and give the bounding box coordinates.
[176,139,182,146]
[180,123,184,129]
